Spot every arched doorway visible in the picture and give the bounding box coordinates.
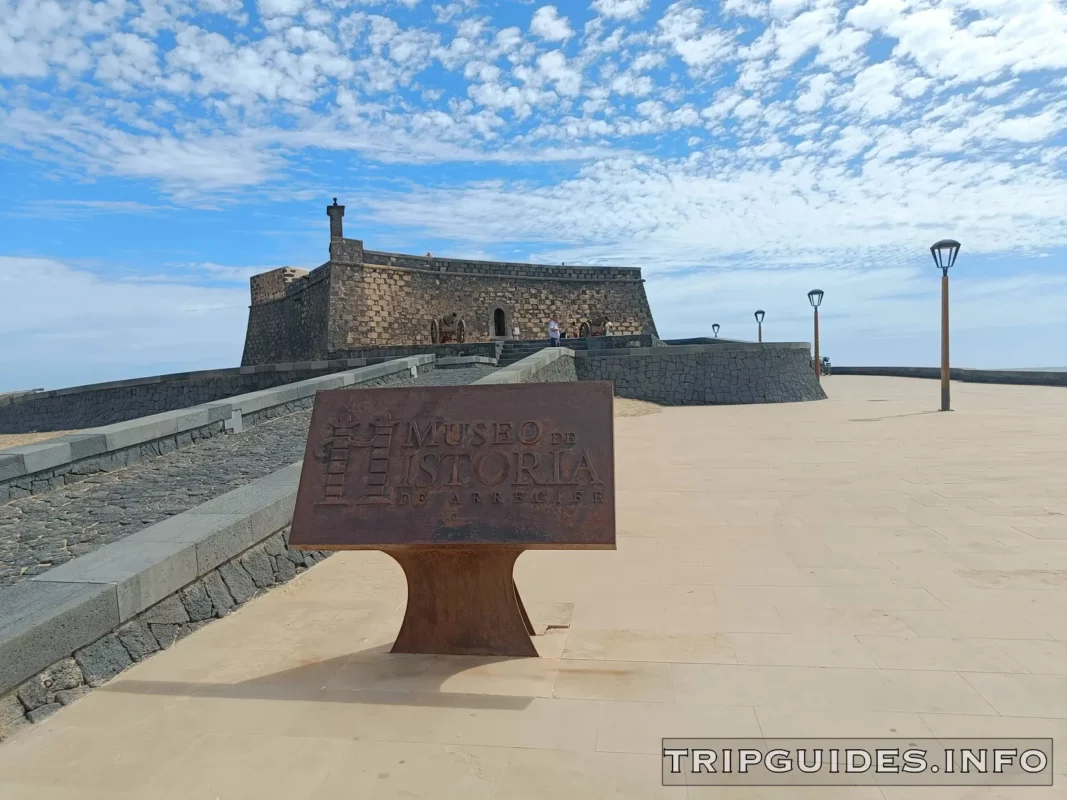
[493,308,507,337]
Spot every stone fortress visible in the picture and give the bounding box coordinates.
[241,199,658,365]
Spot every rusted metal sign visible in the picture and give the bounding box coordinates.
[289,381,616,551]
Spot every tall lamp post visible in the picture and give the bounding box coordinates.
[930,239,961,412]
[712,323,720,338]
[808,289,824,381]
[754,310,765,343]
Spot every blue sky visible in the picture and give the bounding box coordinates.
[2,0,1067,390]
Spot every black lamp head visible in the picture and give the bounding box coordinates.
[930,239,961,271]
[754,310,765,324]
[808,289,824,308]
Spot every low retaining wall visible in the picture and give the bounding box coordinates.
[0,462,331,738]
[575,343,826,405]
[0,359,396,434]
[0,356,433,504]
[662,337,750,345]
[585,333,661,351]
[834,367,1067,387]
[329,341,504,362]
[473,347,577,385]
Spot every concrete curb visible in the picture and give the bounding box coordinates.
[435,356,498,368]
[472,347,576,384]
[834,367,1067,387]
[1,356,432,501]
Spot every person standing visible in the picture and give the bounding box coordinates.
[548,314,561,347]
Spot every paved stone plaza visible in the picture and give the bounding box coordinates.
[0,365,494,587]
[2,375,1067,799]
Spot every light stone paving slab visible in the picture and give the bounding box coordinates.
[2,376,1067,797]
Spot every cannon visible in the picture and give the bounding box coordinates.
[578,316,613,338]
[430,312,466,344]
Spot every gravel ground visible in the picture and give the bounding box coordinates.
[613,398,662,417]
[0,365,495,587]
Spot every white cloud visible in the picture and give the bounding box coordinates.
[591,0,650,20]
[994,109,1066,143]
[530,6,573,42]
[840,61,903,118]
[609,72,655,96]
[657,2,733,72]
[537,50,582,96]
[795,73,835,112]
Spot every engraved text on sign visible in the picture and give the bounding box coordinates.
[289,382,616,550]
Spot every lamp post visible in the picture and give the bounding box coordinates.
[754,310,765,343]
[930,239,961,412]
[807,290,824,381]
[712,323,720,338]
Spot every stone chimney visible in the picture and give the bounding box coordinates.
[327,198,345,240]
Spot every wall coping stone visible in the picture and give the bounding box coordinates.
[662,337,751,345]
[573,342,812,358]
[0,459,306,695]
[348,261,646,284]
[0,355,432,485]
[0,581,120,697]
[0,359,372,406]
[834,367,1067,386]
[361,248,644,277]
[473,348,575,384]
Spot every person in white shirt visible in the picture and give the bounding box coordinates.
[548,315,561,347]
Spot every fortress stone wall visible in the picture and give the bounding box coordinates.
[242,265,331,365]
[241,200,658,366]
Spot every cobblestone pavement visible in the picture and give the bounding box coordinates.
[0,366,494,588]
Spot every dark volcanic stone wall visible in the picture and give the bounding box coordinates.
[241,266,330,365]
[0,361,355,434]
[523,352,578,383]
[575,345,827,405]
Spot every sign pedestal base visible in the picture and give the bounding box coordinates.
[386,546,538,657]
